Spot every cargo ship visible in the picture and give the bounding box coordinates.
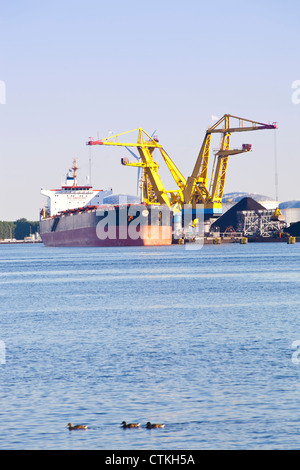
[39,159,173,247]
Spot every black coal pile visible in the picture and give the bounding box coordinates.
[211,197,266,232]
[285,220,300,236]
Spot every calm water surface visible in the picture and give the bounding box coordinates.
[1,242,300,449]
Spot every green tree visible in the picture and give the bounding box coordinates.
[0,221,15,239]
[14,219,39,240]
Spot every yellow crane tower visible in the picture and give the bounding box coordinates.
[86,128,186,208]
[182,114,277,219]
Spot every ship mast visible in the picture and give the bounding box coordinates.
[72,158,79,186]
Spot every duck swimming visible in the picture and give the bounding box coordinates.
[146,422,165,429]
[66,423,88,430]
[121,421,140,428]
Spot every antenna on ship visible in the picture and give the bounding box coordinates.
[72,158,79,186]
[88,146,92,186]
[274,127,279,203]
[88,137,94,186]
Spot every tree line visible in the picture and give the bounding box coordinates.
[0,218,40,240]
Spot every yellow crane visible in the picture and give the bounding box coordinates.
[86,128,186,207]
[182,114,277,218]
[87,115,277,221]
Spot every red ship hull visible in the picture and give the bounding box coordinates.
[40,204,173,247]
[41,225,172,247]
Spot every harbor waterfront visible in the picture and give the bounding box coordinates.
[1,242,300,450]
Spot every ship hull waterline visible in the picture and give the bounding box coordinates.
[40,225,172,247]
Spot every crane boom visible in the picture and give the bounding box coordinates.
[209,114,277,133]
[86,128,185,207]
[183,114,277,219]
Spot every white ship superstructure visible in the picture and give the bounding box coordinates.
[41,158,112,217]
[39,157,172,247]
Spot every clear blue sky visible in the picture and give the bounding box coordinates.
[0,0,299,220]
